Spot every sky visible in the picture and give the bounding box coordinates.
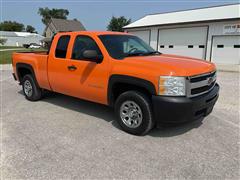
[1,0,239,34]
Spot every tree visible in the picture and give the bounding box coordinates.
[38,7,69,26]
[0,38,7,45]
[26,25,37,33]
[107,16,131,32]
[0,21,25,32]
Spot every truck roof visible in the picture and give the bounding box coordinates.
[56,31,129,36]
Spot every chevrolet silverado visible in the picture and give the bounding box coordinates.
[12,31,219,135]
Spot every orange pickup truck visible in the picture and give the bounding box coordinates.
[12,31,219,135]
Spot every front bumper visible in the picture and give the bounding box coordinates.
[152,83,219,126]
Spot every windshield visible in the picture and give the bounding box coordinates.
[99,35,160,59]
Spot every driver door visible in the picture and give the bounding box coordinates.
[48,34,109,104]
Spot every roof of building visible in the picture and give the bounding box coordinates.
[0,31,44,38]
[50,18,86,32]
[124,4,240,29]
[57,31,128,35]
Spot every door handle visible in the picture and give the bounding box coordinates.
[68,65,77,71]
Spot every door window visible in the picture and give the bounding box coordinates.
[55,35,70,58]
[72,35,102,60]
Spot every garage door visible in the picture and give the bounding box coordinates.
[128,30,150,44]
[211,36,240,65]
[158,27,208,59]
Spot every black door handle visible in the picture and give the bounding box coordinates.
[68,65,77,71]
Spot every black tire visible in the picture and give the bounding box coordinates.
[114,91,154,135]
[22,74,42,101]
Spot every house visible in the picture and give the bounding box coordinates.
[0,31,44,46]
[124,4,240,71]
[44,18,86,38]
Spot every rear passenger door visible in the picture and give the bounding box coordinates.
[48,35,76,95]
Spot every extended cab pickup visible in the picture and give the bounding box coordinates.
[12,31,219,135]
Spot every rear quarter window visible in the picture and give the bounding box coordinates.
[55,35,70,58]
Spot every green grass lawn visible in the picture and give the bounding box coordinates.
[0,48,47,64]
[0,46,24,50]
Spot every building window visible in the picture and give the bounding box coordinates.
[234,45,240,48]
[217,45,224,48]
[199,45,205,48]
[188,45,194,48]
[55,35,70,58]
[160,45,164,48]
[169,45,174,48]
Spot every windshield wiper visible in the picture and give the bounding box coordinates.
[125,52,146,57]
[125,51,161,58]
[144,51,161,55]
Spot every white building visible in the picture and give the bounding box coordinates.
[124,4,240,71]
[0,31,44,47]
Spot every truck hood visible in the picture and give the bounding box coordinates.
[122,54,216,77]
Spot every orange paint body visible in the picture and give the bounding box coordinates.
[12,31,216,105]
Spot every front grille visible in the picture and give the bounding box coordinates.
[187,71,216,97]
[190,71,216,83]
[191,82,215,95]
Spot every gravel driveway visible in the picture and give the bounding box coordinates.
[1,69,239,179]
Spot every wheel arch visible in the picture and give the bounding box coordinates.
[16,63,37,84]
[108,75,157,107]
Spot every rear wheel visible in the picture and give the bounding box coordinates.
[22,74,42,101]
[115,91,154,135]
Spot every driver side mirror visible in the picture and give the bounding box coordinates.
[82,50,102,63]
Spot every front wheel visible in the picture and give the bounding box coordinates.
[114,91,154,135]
[22,74,42,101]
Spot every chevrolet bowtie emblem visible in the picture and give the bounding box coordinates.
[207,77,213,86]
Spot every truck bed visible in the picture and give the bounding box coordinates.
[12,51,51,90]
[14,51,49,55]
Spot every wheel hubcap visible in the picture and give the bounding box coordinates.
[24,80,33,97]
[120,101,143,128]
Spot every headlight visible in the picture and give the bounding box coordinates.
[159,76,186,96]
